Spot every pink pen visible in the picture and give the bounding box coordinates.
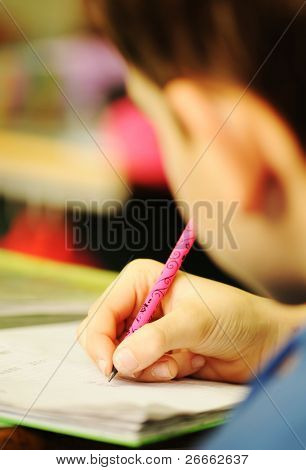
[108,219,196,381]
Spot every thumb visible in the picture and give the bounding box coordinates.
[113,309,200,377]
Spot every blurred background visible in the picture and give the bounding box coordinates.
[0,0,238,285]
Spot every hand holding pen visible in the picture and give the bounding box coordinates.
[108,220,196,381]
[78,218,289,384]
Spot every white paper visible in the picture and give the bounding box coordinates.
[0,323,248,442]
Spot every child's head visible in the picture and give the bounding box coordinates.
[94,0,306,302]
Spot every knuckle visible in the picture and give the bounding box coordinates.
[125,258,161,273]
[125,258,148,272]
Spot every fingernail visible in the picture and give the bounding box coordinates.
[114,348,139,374]
[191,355,205,369]
[98,359,107,376]
[151,362,173,378]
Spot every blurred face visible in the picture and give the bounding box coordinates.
[128,68,306,303]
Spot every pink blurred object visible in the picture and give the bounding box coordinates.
[44,36,126,111]
[102,97,167,187]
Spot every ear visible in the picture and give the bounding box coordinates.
[164,78,290,217]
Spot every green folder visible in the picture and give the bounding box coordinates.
[0,248,116,329]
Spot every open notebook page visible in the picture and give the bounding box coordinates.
[0,323,248,445]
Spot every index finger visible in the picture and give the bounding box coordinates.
[77,259,163,375]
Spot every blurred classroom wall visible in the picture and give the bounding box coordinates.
[0,0,239,286]
[0,0,128,267]
[0,0,171,271]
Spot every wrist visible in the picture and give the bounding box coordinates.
[268,299,306,335]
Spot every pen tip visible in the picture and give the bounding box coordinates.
[108,368,118,382]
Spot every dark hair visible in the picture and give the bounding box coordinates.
[94,0,305,146]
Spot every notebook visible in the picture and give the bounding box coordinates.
[0,322,248,447]
[0,250,248,446]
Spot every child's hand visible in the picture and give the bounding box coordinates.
[77,259,297,383]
